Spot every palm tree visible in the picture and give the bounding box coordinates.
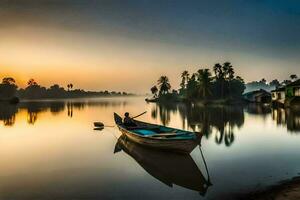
[213,63,223,79]
[150,85,158,97]
[223,62,234,80]
[290,74,298,81]
[67,83,73,91]
[223,62,235,98]
[157,76,171,95]
[27,79,37,86]
[180,70,189,89]
[197,69,212,99]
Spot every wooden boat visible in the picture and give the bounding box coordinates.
[114,113,200,154]
[115,135,211,194]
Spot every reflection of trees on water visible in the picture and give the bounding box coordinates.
[0,100,128,126]
[272,107,300,133]
[0,103,17,126]
[151,103,244,147]
[245,103,271,116]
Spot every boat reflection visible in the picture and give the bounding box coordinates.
[114,135,212,195]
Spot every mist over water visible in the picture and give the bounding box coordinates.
[0,96,300,199]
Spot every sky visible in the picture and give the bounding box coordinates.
[0,0,299,93]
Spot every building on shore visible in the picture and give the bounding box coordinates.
[271,79,300,107]
[243,89,271,103]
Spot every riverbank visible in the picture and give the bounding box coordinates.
[240,176,300,200]
[146,97,245,106]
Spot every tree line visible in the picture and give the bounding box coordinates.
[244,74,298,93]
[150,62,245,102]
[0,77,132,101]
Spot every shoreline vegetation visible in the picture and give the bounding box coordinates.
[148,62,246,105]
[0,78,134,104]
[147,62,298,105]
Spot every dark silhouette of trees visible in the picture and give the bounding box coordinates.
[270,79,280,88]
[67,83,73,91]
[180,70,189,90]
[290,74,298,81]
[157,76,171,95]
[27,79,37,86]
[150,85,158,97]
[197,69,212,99]
[0,77,133,100]
[0,77,18,100]
[186,73,198,100]
[282,79,292,86]
[151,62,245,103]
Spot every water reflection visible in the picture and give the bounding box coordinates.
[115,135,212,195]
[0,103,17,126]
[151,103,244,147]
[150,103,300,145]
[0,99,129,126]
[245,103,272,116]
[1,99,300,135]
[272,107,300,133]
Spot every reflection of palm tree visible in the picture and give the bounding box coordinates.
[67,102,73,117]
[157,76,171,95]
[27,112,38,125]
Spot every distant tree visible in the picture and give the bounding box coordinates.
[290,74,298,81]
[2,77,16,85]
[47,84,66,98]
[197,69,212,99]
[157,76,171,95]
[27,79,37,86]
[269,79,280,88]
[67,83,73,91]
[260,78,267,84]
[150,85,158,97]
[282,79,292,86]
[180,70,189,90]
[213,63,223,80]
[186,73,198,100]
[213,63,224,98]
[0,77,17,99]
[223,62,234,80]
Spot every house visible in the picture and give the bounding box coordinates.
[285,79,300,98]
[271,87,286,105]
[271,79,300,107]
[243,89,271,103]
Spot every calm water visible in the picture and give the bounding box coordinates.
[0,97,300,200]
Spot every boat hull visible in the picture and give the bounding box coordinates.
[117,125,198,154]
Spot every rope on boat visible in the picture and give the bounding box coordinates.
[199,145,212,186]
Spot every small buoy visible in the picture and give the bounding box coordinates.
[94,122,104,128]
